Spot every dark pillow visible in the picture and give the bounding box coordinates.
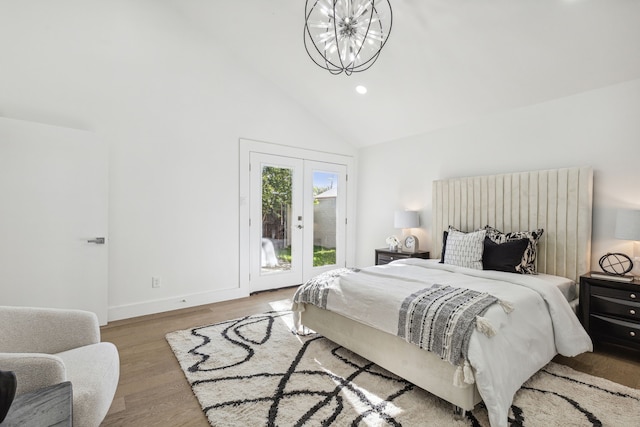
[484,225,544,274]
[482,237,529,273]
[439,230,448,263]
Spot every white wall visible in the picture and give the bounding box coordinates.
[356,79,640,276]
[3,2,638,321]
[0,1,356,320]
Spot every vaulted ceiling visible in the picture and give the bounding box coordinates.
[172,1,640,147]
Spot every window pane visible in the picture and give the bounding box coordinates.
[312,171,337,267]
[261,166,292,274]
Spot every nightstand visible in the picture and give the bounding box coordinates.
[579,273,640,351]
[375,248,430,265]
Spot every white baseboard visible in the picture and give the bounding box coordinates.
[107,287,249,322]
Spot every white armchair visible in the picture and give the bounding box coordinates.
[0,306,119,427]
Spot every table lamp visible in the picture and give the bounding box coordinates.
[614,209,640,277]
[394,210,420,253]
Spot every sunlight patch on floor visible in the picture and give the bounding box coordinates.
[323,366,405,425]
[269,298,297,331]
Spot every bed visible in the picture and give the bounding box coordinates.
[292,166,594,427]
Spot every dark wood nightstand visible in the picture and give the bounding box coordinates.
[375,248,430,265]
[579,272,640,351]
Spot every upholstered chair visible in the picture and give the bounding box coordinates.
[0,306,119,427]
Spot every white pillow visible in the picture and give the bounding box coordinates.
[443,228,486,270]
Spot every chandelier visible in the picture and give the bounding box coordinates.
[304,0,393,76]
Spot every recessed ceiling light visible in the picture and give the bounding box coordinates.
[355,85,367,95]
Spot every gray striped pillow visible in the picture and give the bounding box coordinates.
[443,228,486,270]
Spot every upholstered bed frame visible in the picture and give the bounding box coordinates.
[300,166,593,413]
[432,166,593,284]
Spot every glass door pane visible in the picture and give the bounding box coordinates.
[303,161,347,281]
[261,165,293,274]
[312,171,338,267]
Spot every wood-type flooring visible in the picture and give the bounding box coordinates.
[101,287,640,426]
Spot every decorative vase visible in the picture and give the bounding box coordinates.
[0,370,17,423]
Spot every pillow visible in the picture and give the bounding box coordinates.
[440,226,463,263]
[439,230,448,263]
[484,226,544,274]
[443,228,486,270]
[482,237,529,273]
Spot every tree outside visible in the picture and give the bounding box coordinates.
[261,166,292,242]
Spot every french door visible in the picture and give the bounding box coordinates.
[248,153,347,292]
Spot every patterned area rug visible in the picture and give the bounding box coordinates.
[166,310,640,426]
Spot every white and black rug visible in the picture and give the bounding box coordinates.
[166,310,640,426]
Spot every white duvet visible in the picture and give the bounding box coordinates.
[292,258,593,427]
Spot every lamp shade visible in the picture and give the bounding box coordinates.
[614,209,640,241]
[394,210,419,229]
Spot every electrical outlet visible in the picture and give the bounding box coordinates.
[151,276,161,288]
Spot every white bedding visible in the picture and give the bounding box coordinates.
[292,258,592,427]
[535,272,577,302]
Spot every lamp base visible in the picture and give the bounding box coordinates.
[633,256,640,282]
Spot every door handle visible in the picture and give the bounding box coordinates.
[87,237,105,244]
[296,225,303,229]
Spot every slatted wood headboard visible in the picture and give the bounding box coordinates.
[432,167,593,283]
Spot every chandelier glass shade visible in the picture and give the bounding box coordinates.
[304,0,393,75]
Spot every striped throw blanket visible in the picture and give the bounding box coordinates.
[398,284,511,386]
[293,269,513,387]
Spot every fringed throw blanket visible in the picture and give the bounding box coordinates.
[397,284,513,387]
[293,268,514,387]
[292,267,359,309]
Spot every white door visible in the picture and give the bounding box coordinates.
[249,153,304,292]
[302,161,347,282]
[0,117,108,324]
[248,153,347,292]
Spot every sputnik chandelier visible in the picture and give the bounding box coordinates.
[304,0,393,75]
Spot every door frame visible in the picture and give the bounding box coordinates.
[239,139,356,294]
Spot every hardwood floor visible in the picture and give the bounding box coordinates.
[101,287,298,426]
[100,287,640,426]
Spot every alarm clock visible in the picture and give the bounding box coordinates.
[404,235,419,253]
